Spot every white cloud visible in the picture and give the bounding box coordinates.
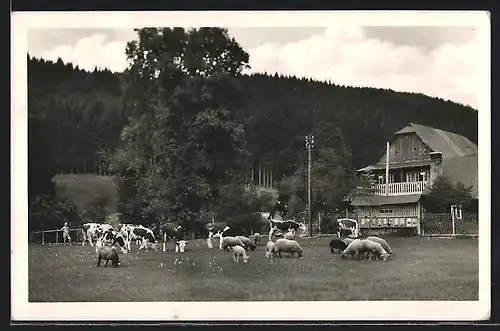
[247,26,480,109]
[41,33,129,73]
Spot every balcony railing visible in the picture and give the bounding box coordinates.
[375,181,429,196]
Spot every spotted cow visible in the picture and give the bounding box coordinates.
[81,222,105,247]
[206,220,230,250]
[157,222,187,252]
[268,219,307,241]
[336,218,359,238]
[101,229,128,254]
[120,224,156,251]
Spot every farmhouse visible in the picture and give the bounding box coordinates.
[351,122,478,234]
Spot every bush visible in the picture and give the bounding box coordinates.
[213,184,274,234]
[423,176,474,213]
[29,195,82,231]
[86,195,109,223]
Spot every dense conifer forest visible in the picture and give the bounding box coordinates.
[28,55,477,191]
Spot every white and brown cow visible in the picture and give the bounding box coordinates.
[101,229,128,254]
[206,220,230,250]
[118,223,142,246]
[268,219,307,241]
[81,222,105,247]
[336,218,359,238]
[158,222,187,252]
[120,224,156,251]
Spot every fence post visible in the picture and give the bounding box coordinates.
[451,205,456,235]
[318,213,322,235]
[42,231,45,245]
[56,230,59,244]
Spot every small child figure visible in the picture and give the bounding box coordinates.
[60,222,71,245]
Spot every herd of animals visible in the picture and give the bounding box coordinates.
[74,213,393,268]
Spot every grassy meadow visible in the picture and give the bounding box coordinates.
[28,236,478,302]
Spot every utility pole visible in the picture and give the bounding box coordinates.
[385,141,390,196]
[305,134,315,237]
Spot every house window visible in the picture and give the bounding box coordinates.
[405,172,419,182]
[419,171,430,182]
[378,174,395,184]
[380,207,394,214]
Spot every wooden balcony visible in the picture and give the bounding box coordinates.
[375,181,429,196]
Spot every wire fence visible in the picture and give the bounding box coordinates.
[28,212,478,245]
[28,228,83,245]
[421,213,478,236]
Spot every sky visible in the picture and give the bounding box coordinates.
[27,26,480,109]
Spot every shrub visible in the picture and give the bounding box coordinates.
[86,195,109,223]
[29,195,81,231]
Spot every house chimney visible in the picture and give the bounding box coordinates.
[429,152,443,186]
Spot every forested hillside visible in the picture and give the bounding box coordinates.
[28,56,127,177]
[28,55,478,181]
[239,73,478,173]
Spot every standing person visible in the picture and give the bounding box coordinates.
[59,222,72,245]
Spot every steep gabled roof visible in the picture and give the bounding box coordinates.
[435,153,478,199]
[357,122,478,172]
[396,123,477,158]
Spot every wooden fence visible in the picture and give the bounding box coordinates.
[29,228,83,245]
[420,213,478,236]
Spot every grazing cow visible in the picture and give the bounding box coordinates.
[268,219,306,241]
[81,223,104,247]
[158,222,187,252]
[275,238,304,258]
[329,238,347,254]
[101,230,128,254]
[232,245,250,263]
[206,221,230,250]
[121,225,156,251]
[118,223,141,246]
[175,240,188,253]
[336,218,359,238]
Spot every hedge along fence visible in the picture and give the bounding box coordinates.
[29,228,84,245]
[421,213,478,236]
